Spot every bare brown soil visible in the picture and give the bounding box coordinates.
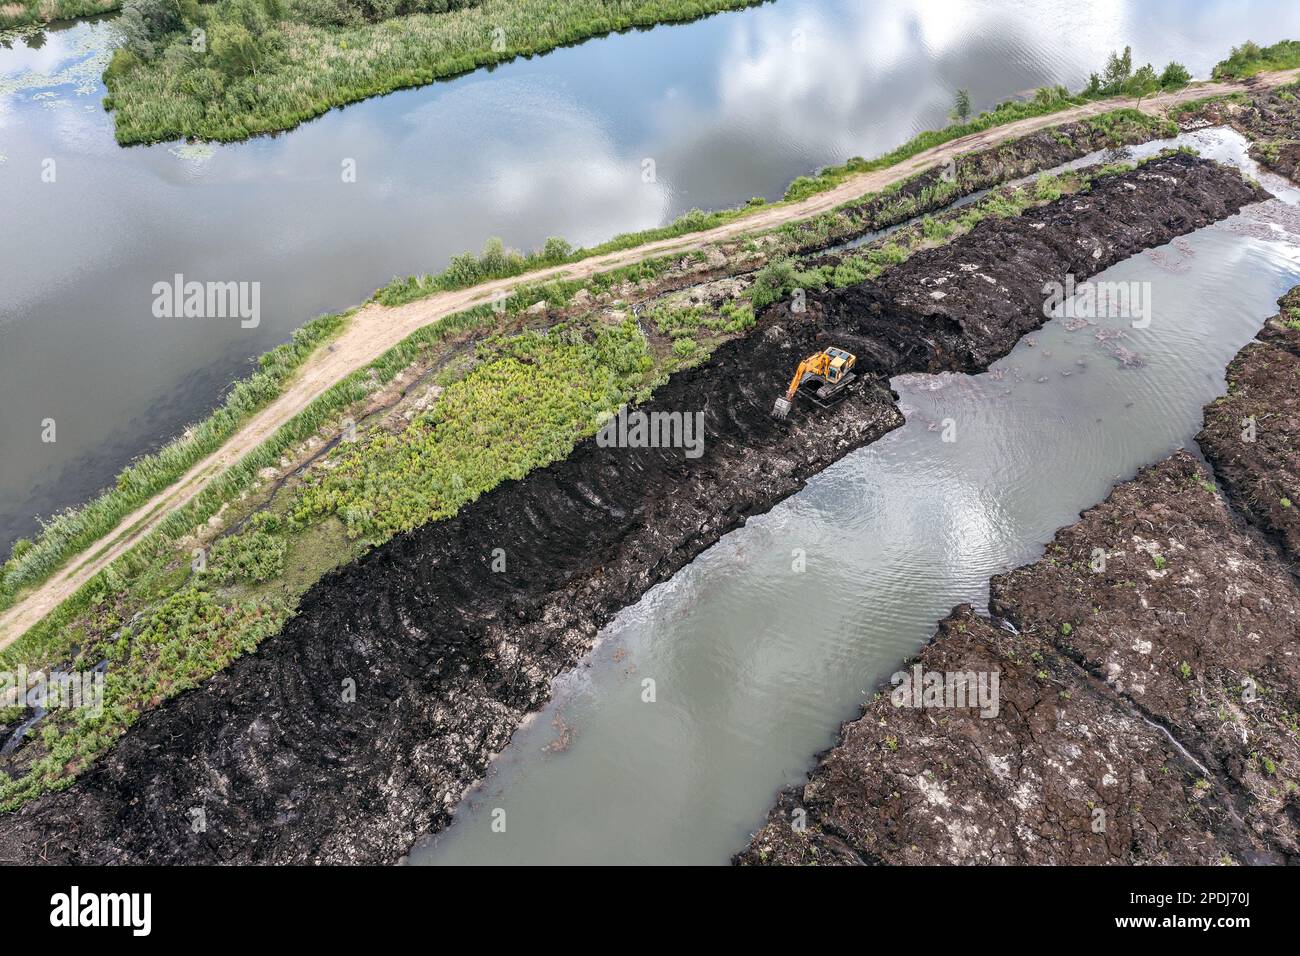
[1198,288,1300,565]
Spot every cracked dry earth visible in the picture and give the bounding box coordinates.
[738,292,1300,867]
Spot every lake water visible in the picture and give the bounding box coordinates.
[412,133,1300,864]
[3,0,1300,553]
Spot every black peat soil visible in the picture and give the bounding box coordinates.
[738,291,1300,867]
[0,154,1266,864]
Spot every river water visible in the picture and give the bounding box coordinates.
[413,133,1300,864]
[4,0,1300,553]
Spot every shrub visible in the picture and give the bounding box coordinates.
[1213,40,1300,79]
[1159,61,1191,88]
[541,236,573,262]
[750,258,798,311]
[1034,174,1063,202]
[112,0,192,60]
[208,513,287,583]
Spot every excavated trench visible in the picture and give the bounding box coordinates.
[0,153,1266,864]
[739,419,1300,865]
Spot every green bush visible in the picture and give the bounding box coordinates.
[1213,40,1300,79]
[750,258,799,310]
[1034,174,1064,202]
[1160,61,1192,88]
[672,337,699,358]
[295,318,652,539]
[208,515,287,583]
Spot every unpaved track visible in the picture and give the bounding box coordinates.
[3,70,1296,648]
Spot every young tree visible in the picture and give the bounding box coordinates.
[1102,45,1133,93]
[951,88,972,122]
[210,21,267,76]
[1125,63,1160,107]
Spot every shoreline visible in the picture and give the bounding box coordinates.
[738,289,1300,866]
[0,153,1265,863]
[6,88,1253,643]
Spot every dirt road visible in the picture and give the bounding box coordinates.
[3,70,1295,648]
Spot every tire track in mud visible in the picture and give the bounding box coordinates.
[0,154,1266,863]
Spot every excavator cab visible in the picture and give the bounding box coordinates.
[772,347,857,419]
[822,347,854,382]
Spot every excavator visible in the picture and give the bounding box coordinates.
[772,347,857,419]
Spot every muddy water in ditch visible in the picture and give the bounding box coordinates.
[413,135,1300,864]
[5,1,1300,555]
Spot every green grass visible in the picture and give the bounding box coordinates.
[0,309,346,612]
[0,108,1193,810]
[103,0,765,144]
[294,318,653,540]
[1212,40,1300,79]
[0,0,119,30]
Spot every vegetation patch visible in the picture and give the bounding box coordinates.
[0,0,119,30]
[296,319,654,540]
[102,0,764,144]
[1213,39,1300,79]
[0,309,346,612]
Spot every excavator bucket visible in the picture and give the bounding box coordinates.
[772,396,792,419]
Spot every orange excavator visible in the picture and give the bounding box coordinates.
[772,347,857,419]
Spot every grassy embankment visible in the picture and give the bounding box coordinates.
[98,0,1201,145]
[0,0,117,30]
[0,115,1187,809]
[101,0,764,144]
[1212,39,1300,79]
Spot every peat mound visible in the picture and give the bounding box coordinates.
[0,155,1266,864]
[1199,287,1300,568]
[739,452,1300,865]
[739,294,1300,868]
